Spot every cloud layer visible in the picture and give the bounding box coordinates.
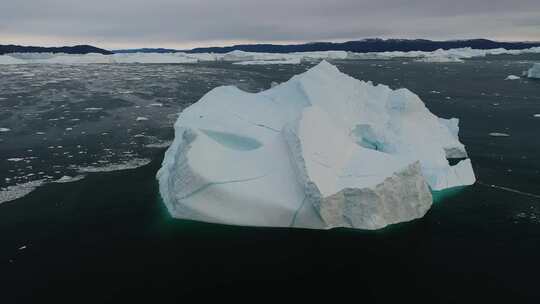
[2,0,539,49]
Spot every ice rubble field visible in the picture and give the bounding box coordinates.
[1,47,540,65]
[157,61,476,230]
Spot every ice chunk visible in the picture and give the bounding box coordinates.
[157,61,476,230]
[505,75,520,80]
[527,63,540,79]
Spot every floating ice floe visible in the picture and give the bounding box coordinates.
[489,132,510,137]
[505,75,520,80]
[54,175,86,183]
[526,63,540,79]
[534,114,540,118]
[145,140,173,148]
[0,179,46,204]
[0,128,11,132]
[157,61,476,230]
[77,158,151,173]
[136,117,149,121]
[6,158,25,162]
[415,56,464,63]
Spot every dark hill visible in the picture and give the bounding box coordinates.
[184,39,540,54]
[0,44,113,55]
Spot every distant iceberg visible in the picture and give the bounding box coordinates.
[527,63,540,79]
[157,61,475,230]
[1,47,540,65]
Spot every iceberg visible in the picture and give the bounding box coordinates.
[1,47,540,65]
[527,63,540,79]
[155,61,476,229]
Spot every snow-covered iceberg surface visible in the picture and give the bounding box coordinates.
[157,61,476,230]
[527,63,540,79]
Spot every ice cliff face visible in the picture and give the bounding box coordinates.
[527,63,540,79]
[157,61,476,230]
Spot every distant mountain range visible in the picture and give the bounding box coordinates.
[115,39,540,54]
[2,39,540,56]
[0,44,113,55]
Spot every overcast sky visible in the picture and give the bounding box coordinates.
[2,0,539,50]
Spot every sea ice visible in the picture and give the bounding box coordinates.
[157,61,475,230]
[505,75,520,80]
[77,158,151,173]
[0,179,46,204]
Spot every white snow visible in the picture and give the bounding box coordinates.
[505,75,520,80]
[526,63,540,79]
[157,61,475,230]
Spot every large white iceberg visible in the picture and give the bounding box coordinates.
[527,63,540,79]
[157,61,475,230]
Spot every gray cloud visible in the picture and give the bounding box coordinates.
[1,0,539,49]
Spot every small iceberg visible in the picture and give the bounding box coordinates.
[505,75,520,80]
[157,61,476,230]
[526,63,540,79]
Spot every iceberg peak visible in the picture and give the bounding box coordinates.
[157,62,476,230]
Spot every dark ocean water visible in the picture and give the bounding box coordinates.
[1,56,539,303]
